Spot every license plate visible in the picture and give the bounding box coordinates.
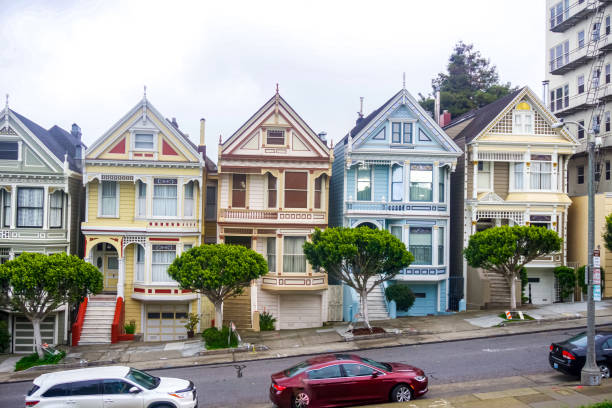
[554,363,559,369]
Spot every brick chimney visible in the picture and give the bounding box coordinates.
[439,110,451,127]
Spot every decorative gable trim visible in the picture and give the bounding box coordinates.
[162,139,179,156]
[478,192,504,202]
[108,137,126,154]
[8,112,64,172]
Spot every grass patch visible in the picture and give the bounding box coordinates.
[202,327,239,350]
[580,401,612,408]
[15,350,65,372]
[497,312,535,322]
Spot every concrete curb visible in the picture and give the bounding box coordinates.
[198,344,269,356]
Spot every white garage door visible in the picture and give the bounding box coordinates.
[145,304,188,342]
[526,270,554,305]
[13,315,56,354]
[279,295,322,330]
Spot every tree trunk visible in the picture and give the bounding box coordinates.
[360,288,371,331]
[509,274,517,310]
[214,301,223,330]
[32,318,44,360]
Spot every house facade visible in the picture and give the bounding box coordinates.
[217,91,333,330]
[329,87,461,318]
[445,87,578,309]
[0,100,85,353]
[80,94,216,343]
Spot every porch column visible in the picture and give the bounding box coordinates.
[117,257,125,299]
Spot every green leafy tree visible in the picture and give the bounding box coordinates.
[0,253,103,359]
[303,226,413,330]
[577,266,605,295]
[384,284,416,312]
[464,226,562,310]
[554,266,576,301]
[419,41,516,118]
[604,213,612,252]
[168,244,268,330]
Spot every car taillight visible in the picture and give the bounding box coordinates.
[272,383,286,391]
[562,350,576,360]
[550,345,553,351]
[25,402,39,407]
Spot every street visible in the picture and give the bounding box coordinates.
[0,328,587,407]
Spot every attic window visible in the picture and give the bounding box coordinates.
[0,141,18,160]
[267,130,285,145]
[134,133,154,150]
[512,102,534,134]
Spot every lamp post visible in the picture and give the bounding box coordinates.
[552,120,601,386]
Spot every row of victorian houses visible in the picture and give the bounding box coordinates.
[0,84,582,353]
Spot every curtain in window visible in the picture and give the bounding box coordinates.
[409,164,432,202]
[152,245,176,282]
[17,188,43,227]
[135,245,145,282]
[391,165,403,201]
[153,185,177,216]
[284,172,308,208]
[184,182,194,217]
[531,162,552,190]
[49,191,63,228]
[283,236,306,273]
[267,237,276,273]
[357,167,371,201]
[514,163,524,190]
[477,162,491,190]
[390,226,402,241]
[409,227,432,265]
[101,181,117,217]
[137,181,146,217]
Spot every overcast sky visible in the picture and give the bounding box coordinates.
[0,0,545,162]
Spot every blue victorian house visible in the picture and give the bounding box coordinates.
[330,87,461,319]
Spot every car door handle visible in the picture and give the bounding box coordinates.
[104,399,114,403]
[66,401,76,405]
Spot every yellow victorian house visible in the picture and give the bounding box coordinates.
[77,93,214,344]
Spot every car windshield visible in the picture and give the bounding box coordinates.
[360,357,391,372]
[284,361,311,378]
[126,368,159,390]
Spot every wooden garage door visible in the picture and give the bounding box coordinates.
[145,304,188,342]
[13,315,55,354]
[279,295,322,330]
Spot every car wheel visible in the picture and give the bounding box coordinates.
[292,390,311,408]
[599,363,611,378]
[391,384,412,402]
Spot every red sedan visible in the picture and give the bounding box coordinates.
[269,354,428,408]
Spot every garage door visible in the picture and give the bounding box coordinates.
[400,284,437,316]
[145,304,188,342]
[279,295,322,329]
[13,315,56,354]
[526,269,554,304]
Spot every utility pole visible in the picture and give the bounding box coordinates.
[552,120,600,386]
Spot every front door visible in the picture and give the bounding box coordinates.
[104,255,118,292]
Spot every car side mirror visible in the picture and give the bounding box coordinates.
[129,386,141,394]
[372,371,380,378]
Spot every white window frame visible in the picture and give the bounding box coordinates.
[512,109,534,134]
[151,244,178,284]
[134,244,145,283]
[135,180,147,218]
[530,156,553,192]
[98,180,120,218]
[477,161,493,192]
[184,181,195,218]
[390,120,415,145]
[152,178,178,218]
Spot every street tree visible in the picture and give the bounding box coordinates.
[463,225,562,310]
[0,252,103,359]
[419,41,516,118]
[303,226,413,330]
[168,244,268,330]
[603,213,612,252]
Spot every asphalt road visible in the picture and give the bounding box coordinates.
[0,328,586,408]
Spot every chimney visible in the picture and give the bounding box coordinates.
[171,117,179,129]
[542,80,550,107]
[71,123,83,170]
[434,86,441,125]
[318,132,327,142]
[356,97,365,125]
[198,118,206,159]
[439,110,452,127]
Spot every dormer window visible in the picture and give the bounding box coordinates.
[134,133,154,150]
[391,122,412,144]
[513,102,534,134]
[0,141,18,160]
[266,130,285,145]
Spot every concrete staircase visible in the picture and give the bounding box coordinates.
[484,271,512,309]
[359,279,389,321]
[79,295,115,345]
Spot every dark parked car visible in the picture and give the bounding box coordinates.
[549,331,612,378]
[269,354,428,408]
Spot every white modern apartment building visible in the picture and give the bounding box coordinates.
[545,0,612,296]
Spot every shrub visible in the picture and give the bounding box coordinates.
[202,326,238,349]
[0,320,10,353]
[15,350,65,372]
[184,313,200,332]
[554,266,576,301]
[580,401,612,408]
[124,322,135,335]
[259,311,276,331]
[385,284,415,312]
[577,266,605,295]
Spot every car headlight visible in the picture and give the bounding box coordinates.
[169,391,192,399]
[414,375,427,382]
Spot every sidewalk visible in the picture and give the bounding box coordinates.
[2,300,612,383]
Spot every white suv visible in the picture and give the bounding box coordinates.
[25,366,197,408]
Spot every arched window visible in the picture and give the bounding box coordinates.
[512,101,534,134]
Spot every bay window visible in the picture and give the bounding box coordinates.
[232,174,246,208]
[151,244,176,282]
[284,172,308,208]
[514,162,524,190]
[49,190,63,228]
[391,165,403,201]
[439,167,445,202]
[314,176,322,209]
[283,236,306,273]
[357,167,371,201]
[267,174,277,208]
[136,181,146,217]
[438,227,444,265]
[410,164,433,201]
[153,179,177,216]
[409,227,432,265]
[100,181,118,217]
[1,190,10,227]
[135,245,145,282]
[267,237,276,273]
[390,226,402,241]
[530,155,552,190]
[17,187,43,227]
[477,162,492,191]
[184,181,194,217]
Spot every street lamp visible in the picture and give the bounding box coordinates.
[552,120,601,386]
